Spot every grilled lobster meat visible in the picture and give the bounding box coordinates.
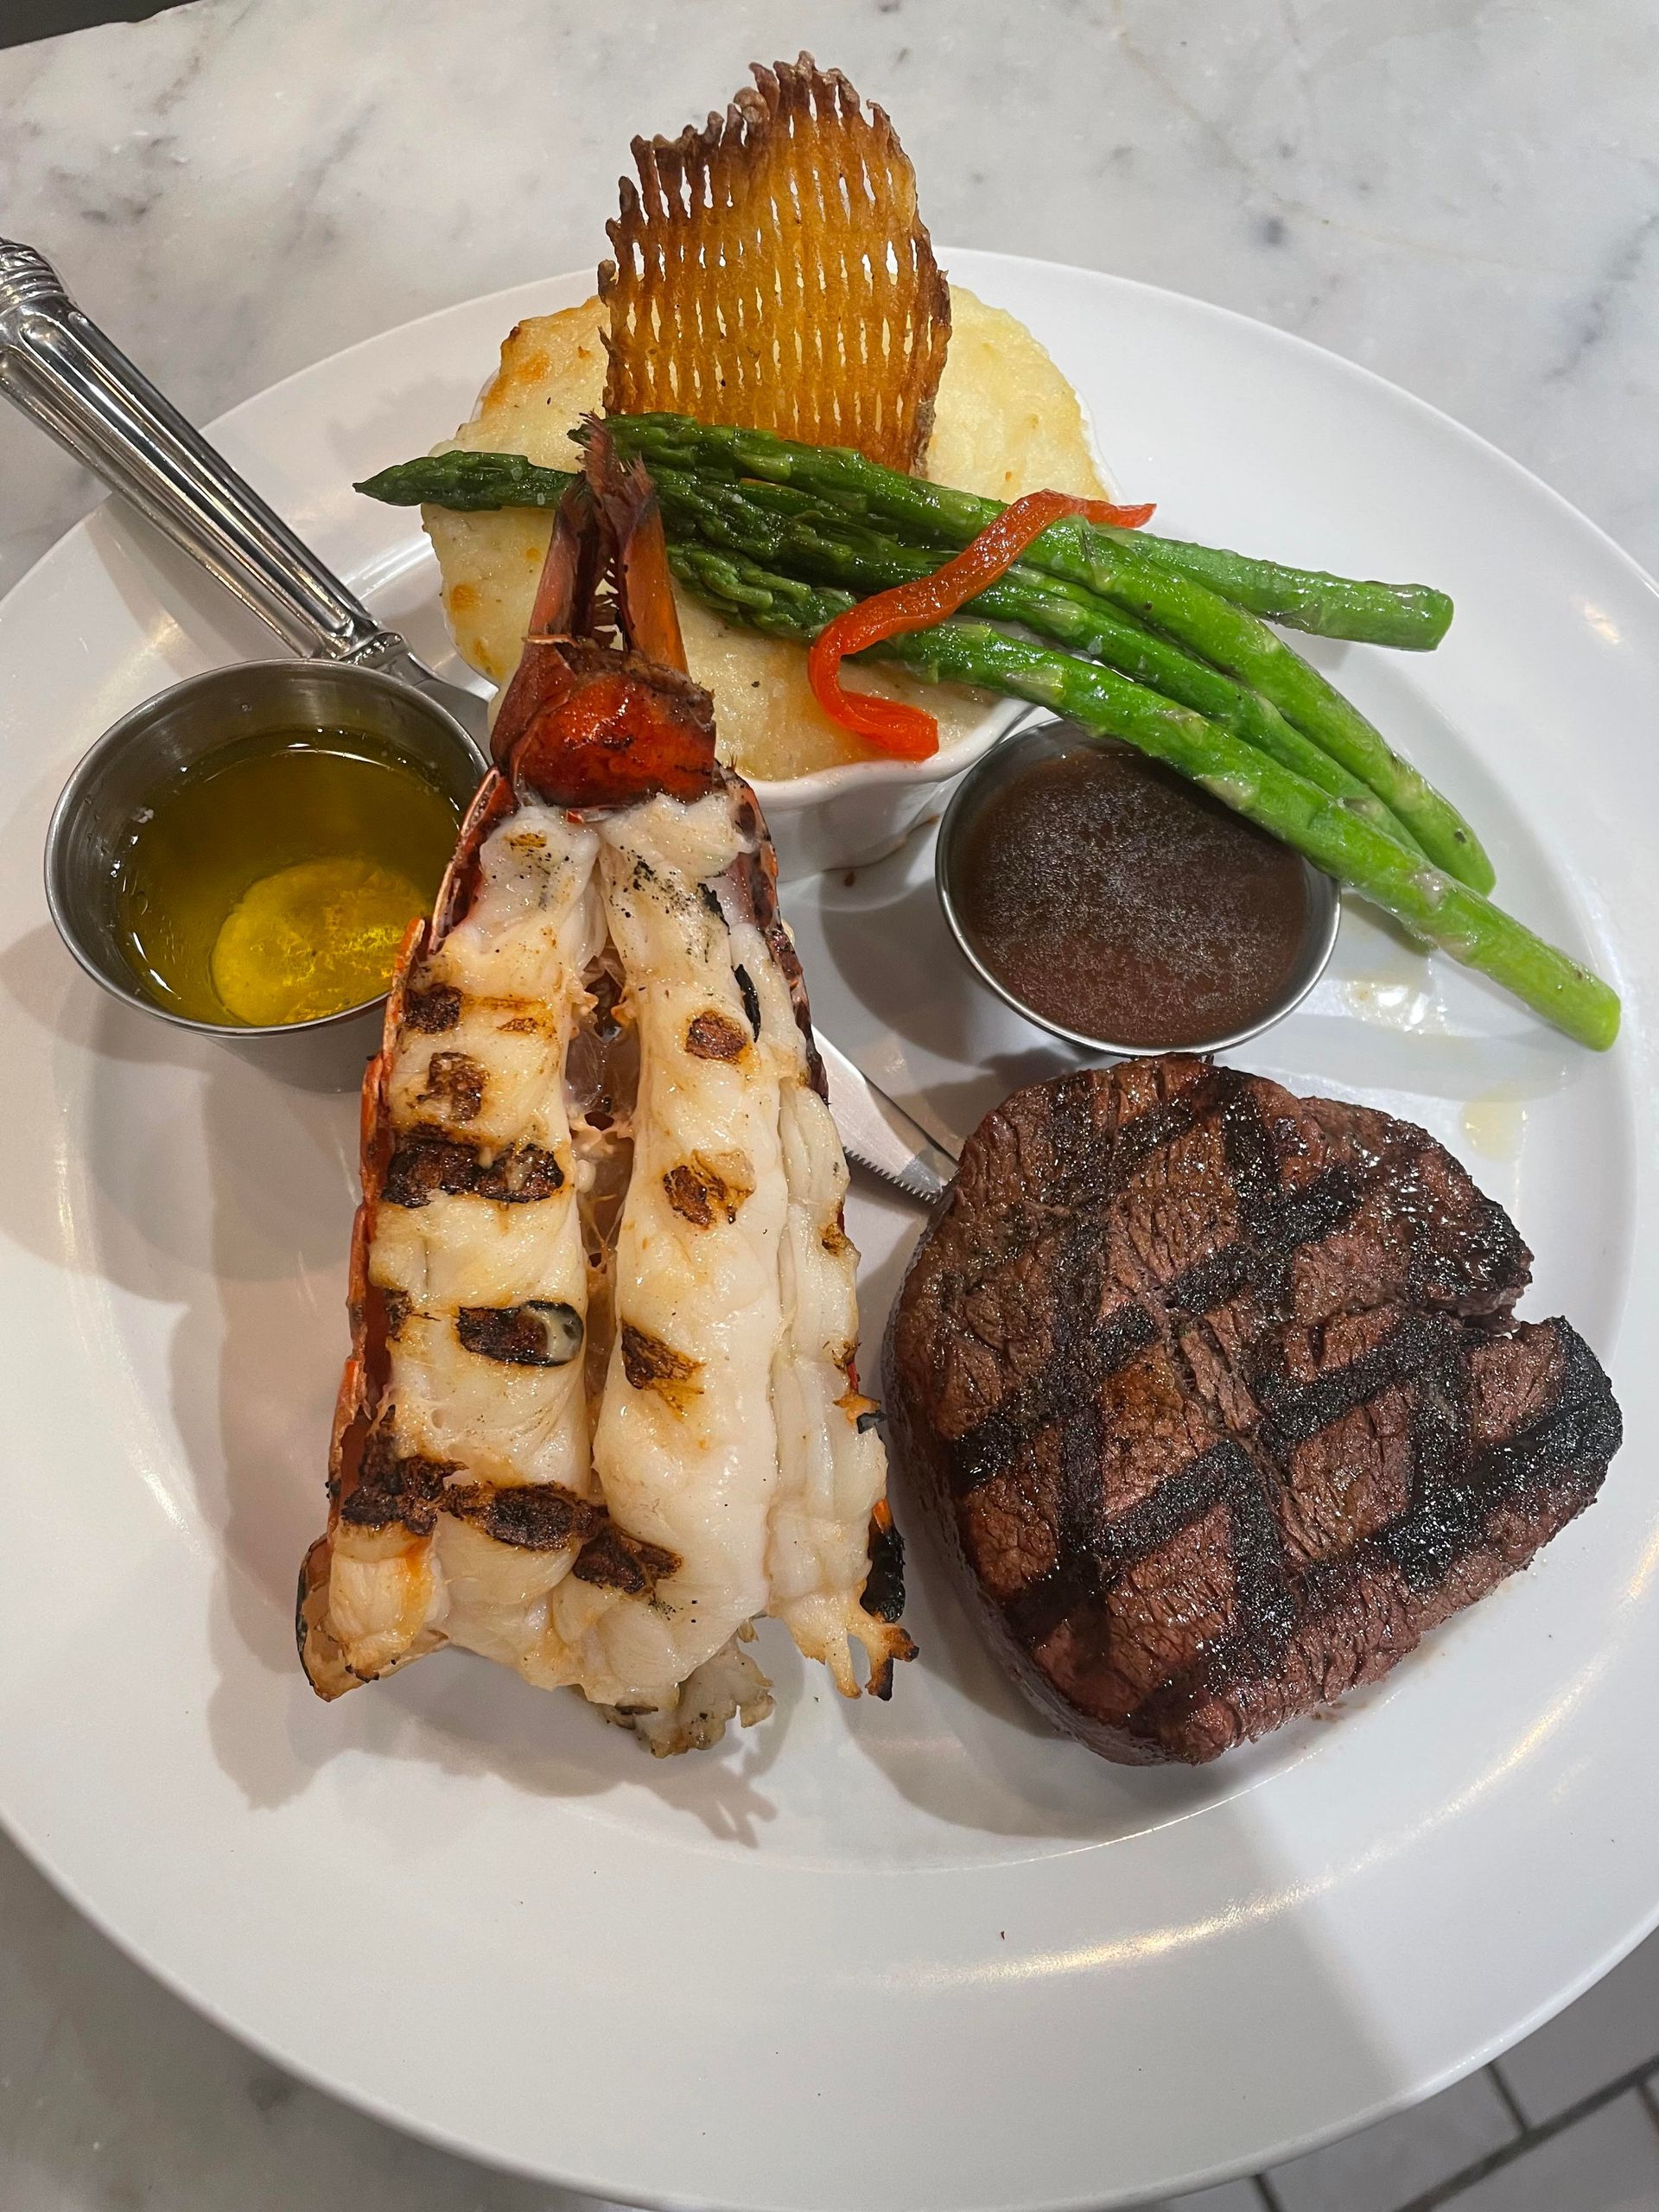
[299,428,912,1752]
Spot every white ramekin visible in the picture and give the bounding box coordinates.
[750,695,1029,880]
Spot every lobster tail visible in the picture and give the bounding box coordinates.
[302,411,911,1748]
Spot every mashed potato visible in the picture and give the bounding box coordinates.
[424,286,1105,782]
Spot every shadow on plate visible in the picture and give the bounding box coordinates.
[813,860,1092,1139]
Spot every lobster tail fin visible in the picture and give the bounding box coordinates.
[524,474,603,645]
[582,418,689,672]
[489,420,716,808]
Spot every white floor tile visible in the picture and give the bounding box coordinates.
[0,1833,620,2212]
[1498,1936,1659,2124]
[1262,2070,1516,2212]
[1446,2093,1659,2212]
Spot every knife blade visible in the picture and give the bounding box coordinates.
[814,1030,959,1208]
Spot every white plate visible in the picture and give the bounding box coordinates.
[0,253,1654,2212]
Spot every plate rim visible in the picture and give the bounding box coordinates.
[0,248,1655,2210]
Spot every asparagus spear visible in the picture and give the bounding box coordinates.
[356,448,1421,852]
[651,467,1427,855]
[350,450,1609,1044]
[607,416,1452,646]
[361,440,1453,650]
[359,442,1474,874]
[667,541,1618,1052]
[1104,536,1451,649]
[610,416,1492,893]
[355,447,1440,862]
[355,450,576,509]
[355,445,1444,649]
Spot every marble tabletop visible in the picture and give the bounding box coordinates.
[1,3,1655,2207]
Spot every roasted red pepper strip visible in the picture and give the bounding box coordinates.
[807,488,1157,758]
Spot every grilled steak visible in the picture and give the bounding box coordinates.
[886,1056,1621,1764]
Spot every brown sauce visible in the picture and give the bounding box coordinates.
[950,740,1316,1049]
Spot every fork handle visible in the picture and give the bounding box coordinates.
[0,238,404,664]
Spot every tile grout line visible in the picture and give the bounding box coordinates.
[1388,2056,1659,2212]
[1485,2061,1531,2137]
[1189,2048,1659,2211]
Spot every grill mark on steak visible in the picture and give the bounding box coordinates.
[1004,1436,1298,1657]
[947,1069,1224,1310]
[960,1085,1460,1497]
[1023,1347,1111,1648]
[1132,1319,1609,1742]
[1472,1325,1622,1484]
[1382,1321,1619,1588]
[951,1079,1372,1493]
[1138,1326,1617,1748]
[948,1070,1230,1493]
[1059,1065,1220,1205]
[1128,1338,1471,1737]
[1254,1309,1455,1456]
[1164,1169,1361,1318]
[950,1302,1156,1496]
[1382,1336,1474,1592]
[1167,1072,1367,1319]
[887,1056,1622,1764]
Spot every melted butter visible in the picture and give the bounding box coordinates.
[211,855,428,1026]
[1343,975,1452,1034]
[115,730,460,1027]
[1461,1096,1527,1161]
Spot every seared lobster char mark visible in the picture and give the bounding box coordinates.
[301,798,611,1700]
[299,424,912,1747]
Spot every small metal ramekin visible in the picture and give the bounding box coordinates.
[44,660,484,1044]
[935,717,1341,1058]
[3,235,492,1058]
